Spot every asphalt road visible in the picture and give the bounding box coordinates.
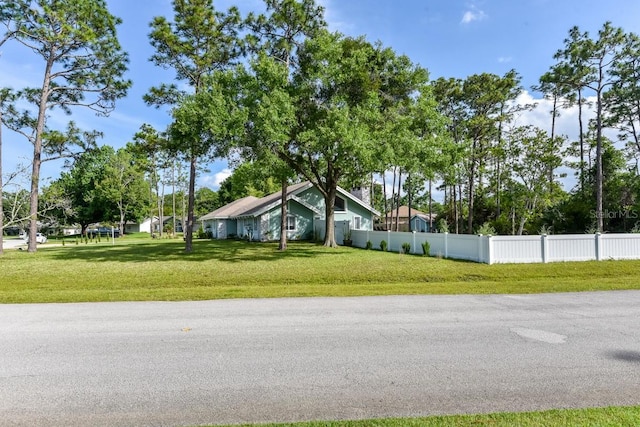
[2,292,640,426]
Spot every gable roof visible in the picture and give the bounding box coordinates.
[385,205,435,220]
[200,181,380,220]
[199,195,260,221]
[238,181,314,218]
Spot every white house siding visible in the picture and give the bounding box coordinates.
[216,220,226,239]
[260,214,269,241]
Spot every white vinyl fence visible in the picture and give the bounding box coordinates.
[348,230,640,264]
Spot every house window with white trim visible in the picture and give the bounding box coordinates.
[286,215,297,231]
[334,196,346,212]
[353,216,362,230]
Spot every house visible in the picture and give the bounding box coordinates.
[377,205,437,232]
[154,216,186,233]
[125,217,157,234]
[200,181,380,241]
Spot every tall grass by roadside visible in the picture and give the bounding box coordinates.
[1,238,639,303]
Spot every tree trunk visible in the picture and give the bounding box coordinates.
[28,60,54,252]
[451,184,457,234]
[158,179,165,238]
[467,168,475,235]
[0,109,4,256]
[395,169,402,232]
[467,140,477,235]
[184,153,197,253]
[382,171,388,231]
[172,160,176,237]
[457,183,463,234]
[119,208,125,236]
[517,216,527,236]
[407,173,412,232]
[118,196,125,236]
[389,167,397,231]
[323,185,338,247]
[279,177,288,251]
[428,179,433,232]
[578,89,586,193]
[549,93,558,193]
[596,89,604,233]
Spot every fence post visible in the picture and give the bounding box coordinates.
[387,230,391,252]
[412,231,416,254]
[486,235,493,264]
[541,234,549,263]
[444,232,449,259]
[477,234,484,263]
[595,232,602,261]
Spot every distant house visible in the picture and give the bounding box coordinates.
[378,205,437,232]
[155,216,186,233]
[125,217,157,234]
[200,181,380,241]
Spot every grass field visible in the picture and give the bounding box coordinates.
[213,406,640,427]
[1,235,639,303]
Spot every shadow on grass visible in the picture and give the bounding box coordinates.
[49,239,344,263]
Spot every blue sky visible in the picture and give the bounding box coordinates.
[2,0,640,191]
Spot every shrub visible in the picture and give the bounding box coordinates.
[476,222,496,236]
[401,242,411,254]
[380,240,387,251]
[196,227,213,239]
[365,240,372,250]
[421,241,430,256]
[539,224,553,235]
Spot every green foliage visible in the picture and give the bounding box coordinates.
[0,0,131,252]
[365,240,372,250]
[401,242,411,254]
[539,224,553,235]
[147,0,243,253]
[196,228,213,240]
[194,187,220,217]
[476,222,496,236]
[421,241,430,256]
[217,162,281,206]
[379,240,387,252]
[54,146,117,230]
[437,219,449,233]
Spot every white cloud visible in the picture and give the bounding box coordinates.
[498,56,512,63]
[461,8,487,24]
[512,91,597,142]
[316,0,354,32]
[199,168,232,190]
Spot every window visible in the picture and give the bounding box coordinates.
[335,196,346,212]
[286,215,297,231]
[353,216,362,230]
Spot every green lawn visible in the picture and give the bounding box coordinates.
[1,236,639,303]
[212,406,640,427]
